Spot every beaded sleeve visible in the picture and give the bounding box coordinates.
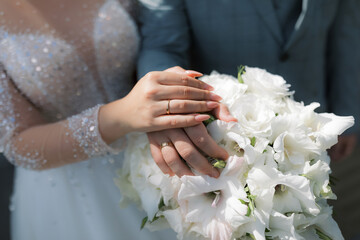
[0,64,125,170]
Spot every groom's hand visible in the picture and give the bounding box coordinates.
[147,66,237,178]
[329,134,357,162]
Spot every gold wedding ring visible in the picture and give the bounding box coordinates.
[160,141,172,149]
[166,100,171,115]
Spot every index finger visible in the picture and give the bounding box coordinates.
[157,72,214,91]
[184,124,229,160]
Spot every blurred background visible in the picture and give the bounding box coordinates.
[0,154,13,240]
[0,143,359,239]
[330,141,360,240]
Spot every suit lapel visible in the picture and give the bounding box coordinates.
[284,0,312,51]
[250,0,283,45]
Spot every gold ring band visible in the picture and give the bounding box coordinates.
[166,100,171,115]
[160,141,172,149]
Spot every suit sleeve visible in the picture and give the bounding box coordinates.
[327,0,360,134]
[137,0,190,78]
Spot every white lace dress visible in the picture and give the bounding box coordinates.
[0,0,176,239]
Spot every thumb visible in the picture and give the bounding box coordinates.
[212,103,237,122]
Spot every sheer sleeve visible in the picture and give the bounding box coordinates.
[0,63,125,170]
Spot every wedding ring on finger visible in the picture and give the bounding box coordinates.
[166,100,171,115]
[160,141,172,149]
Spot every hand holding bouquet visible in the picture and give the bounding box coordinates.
[116,67,353,240]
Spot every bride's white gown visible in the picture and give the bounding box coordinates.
[0,0,176,239]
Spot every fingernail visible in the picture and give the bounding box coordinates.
[227,115,238,122]
[207,101,219,108]
[195,114,210,121]
[185,70,203,77]
[211,170,220,178]
[210,93,222,101]
[204,84,214,91]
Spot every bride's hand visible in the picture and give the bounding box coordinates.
[99,69,222,143]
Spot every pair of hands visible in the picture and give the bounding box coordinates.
[139,67,358,177]
[145,67,237,178]
[100,66,235,178]
[101,66,357,179]
[100,66,228,145]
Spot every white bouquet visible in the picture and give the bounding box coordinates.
[116,67,354,240]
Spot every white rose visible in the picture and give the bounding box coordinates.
[200,71,247,108]
[242,66,293,100]
[230,94,275,137]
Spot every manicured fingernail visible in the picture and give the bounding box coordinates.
[203,83,214,91]
[227,115,238,122]
[211,170,220,178]
[210,93,222,101]
[185,70,203,77]
[195,114,210,121]
[207,101,219,108]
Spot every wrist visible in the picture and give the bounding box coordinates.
[98,99,131,144]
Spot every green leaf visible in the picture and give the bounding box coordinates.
[203,114,217,126]
[315,228,333,240]
[150,215,160,223]
[208,157,227,168]
[239,199,246,204]
[237,65,246,83]
[213,160,226,168]
[246,233,256,240]
[240,186,257,217]
[250,137,256,147]
[140,216,148,230]
[158,197,165,210]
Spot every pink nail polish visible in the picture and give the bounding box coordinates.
[207,101,219,108]
[204,84,215,91]
[195,114,210,121]
[185,70,203,77]
[210,93,222,101]
[211,170,220,178]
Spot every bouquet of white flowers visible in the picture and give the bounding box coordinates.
[116,67,354,240]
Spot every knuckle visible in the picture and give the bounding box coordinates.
[186,117,195,125]
[174,66,183,71]
[183,87,190,98]
[166,157,178,168]
[146,71,159,82]
[178,101,187,111]
[144,87,158,99]
[203,90,209,99]
[181,75,189,86]
[192,136,206,147]
[169,118,177,126]
[201,102,208,111]
[180,147,195,160]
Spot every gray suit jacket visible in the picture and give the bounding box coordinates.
[137,0,360,133]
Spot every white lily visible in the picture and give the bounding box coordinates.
[178,156,250,240]
[301,156,335,199]
[267,211,304,240]
[294,200,344,240]
[247,164,320,217]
